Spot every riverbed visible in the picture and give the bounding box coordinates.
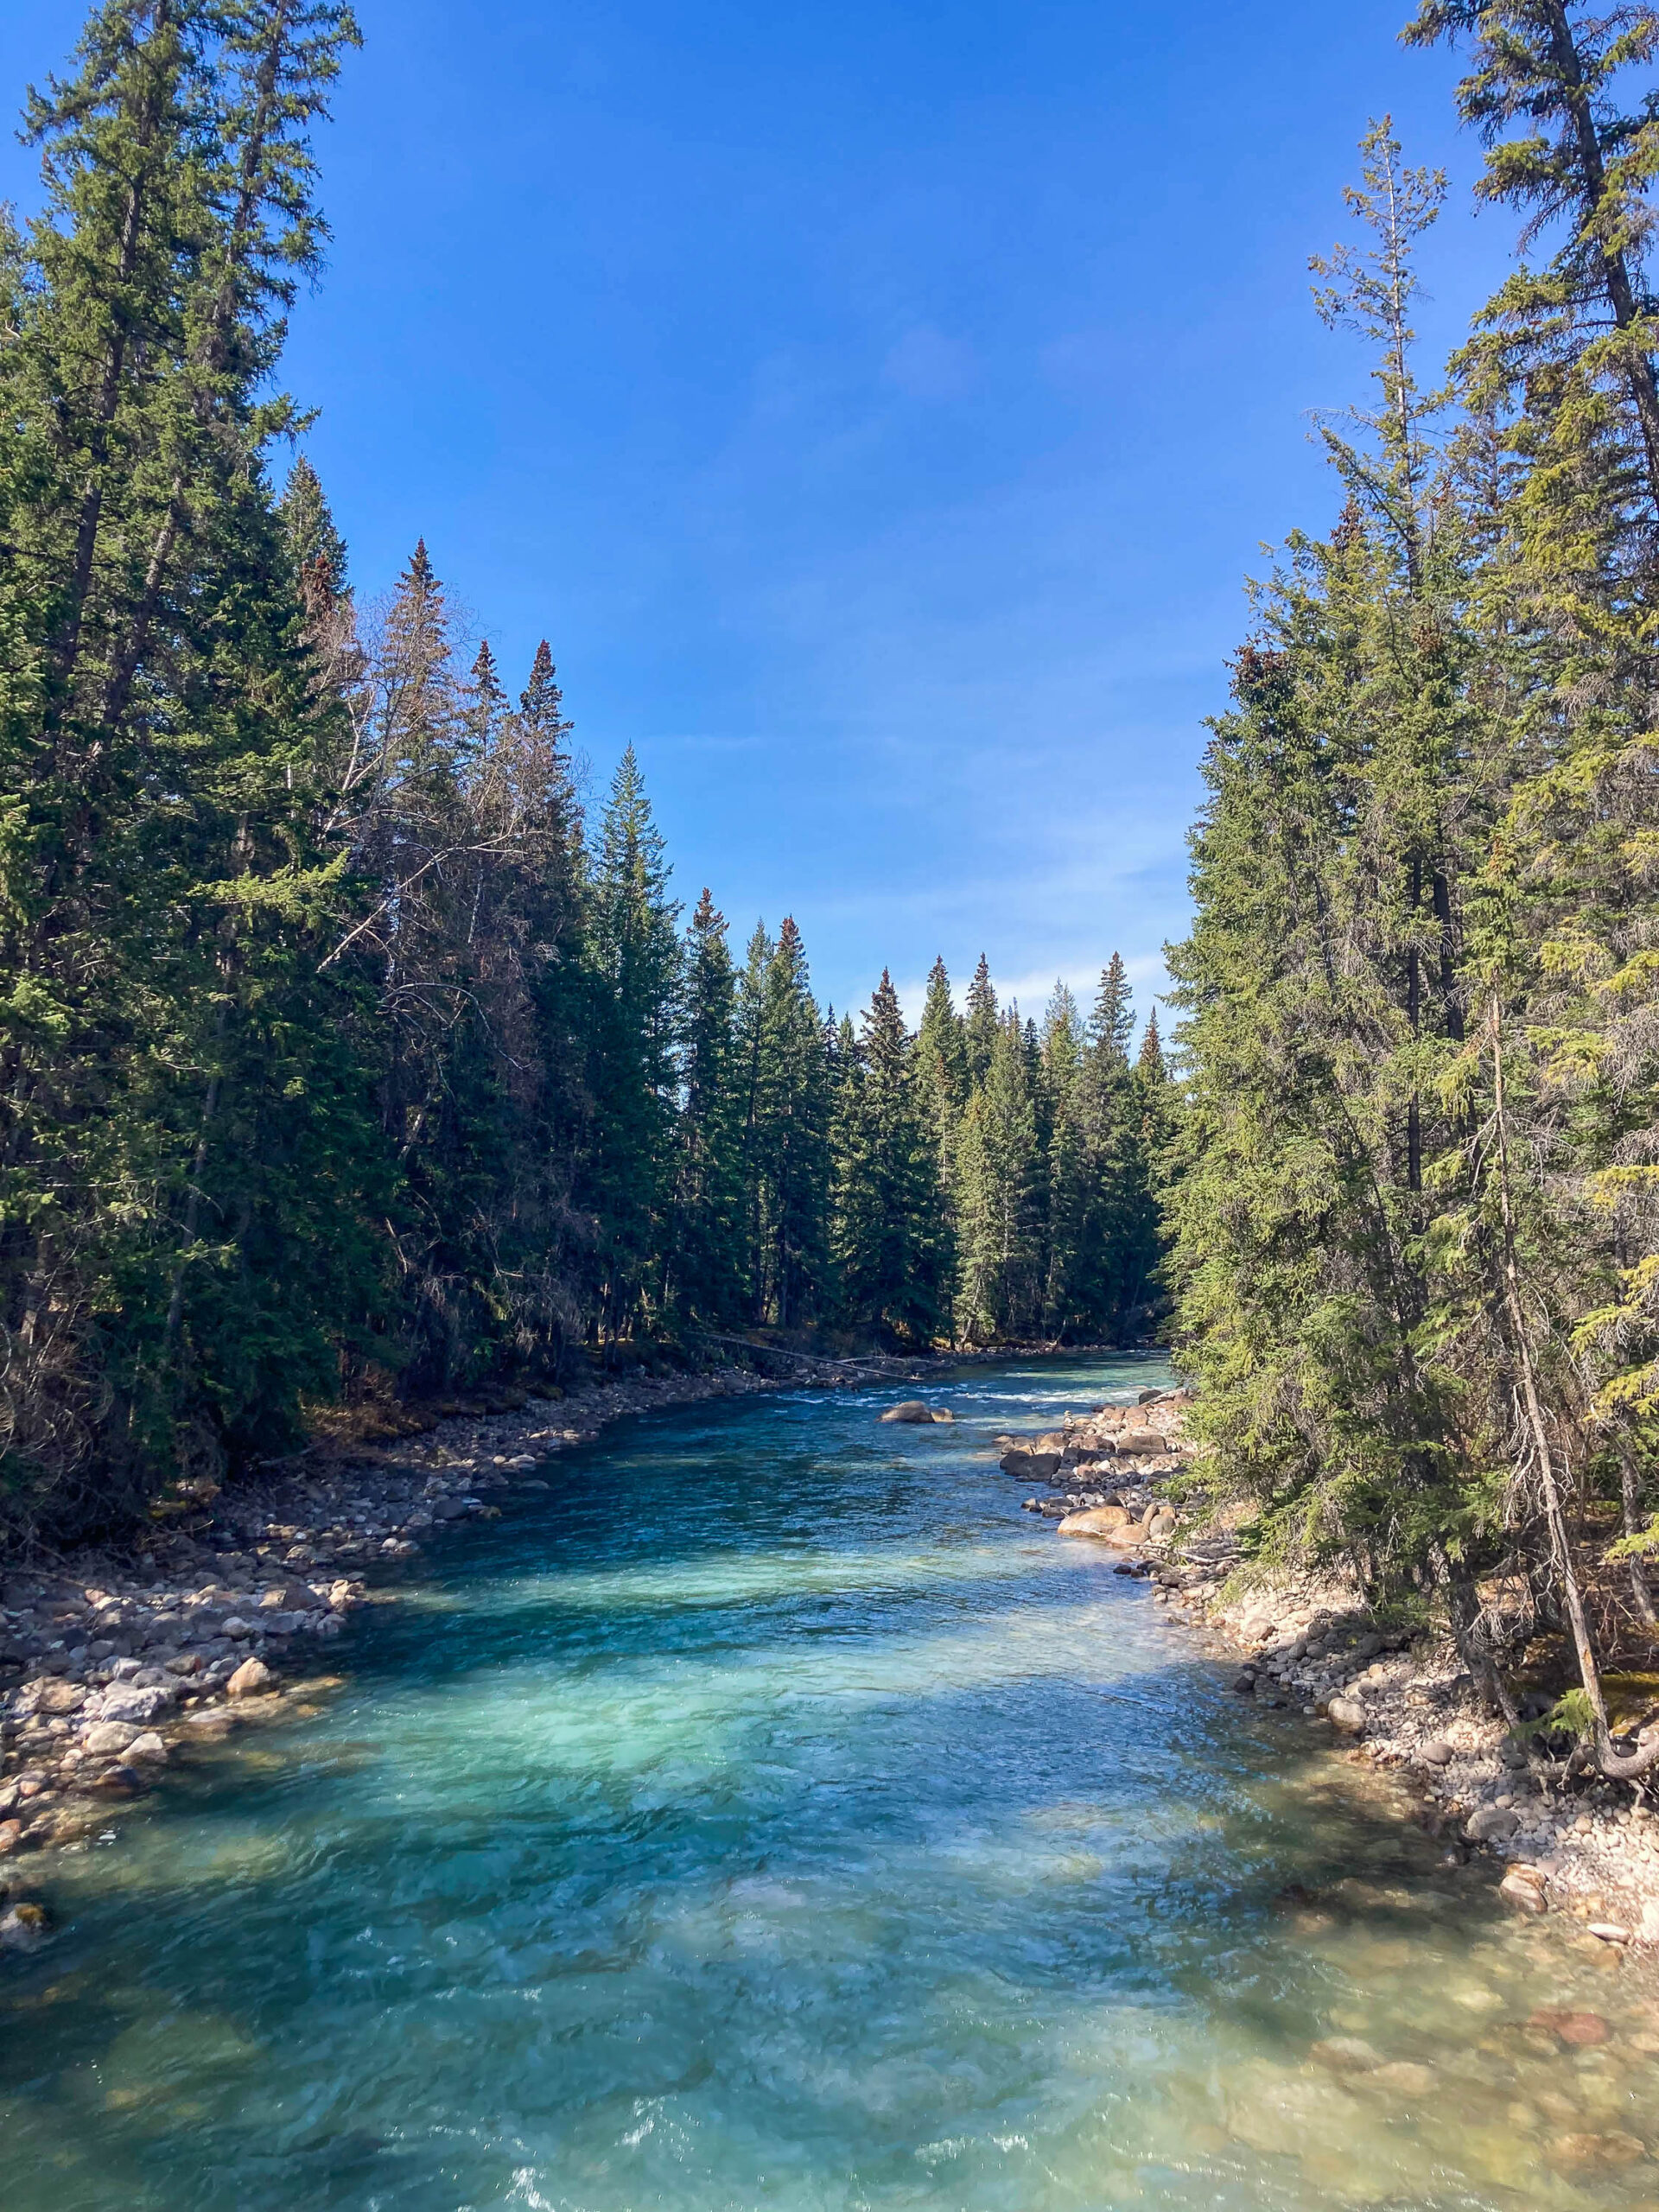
[3,1354,1656,2209]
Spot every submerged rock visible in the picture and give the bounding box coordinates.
[88,1763,147,1797]
[0,1902,51,1949]
[185,1708,237,1737]
[1309,2036,1382,2074]
[1528,2007,1611,2047]
[1370,2060,1434,2094]
[1545,2132,1647,2172]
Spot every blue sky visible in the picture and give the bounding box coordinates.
[0,1,1515,1026]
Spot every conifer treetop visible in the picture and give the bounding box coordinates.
[1090,953,1135,1063]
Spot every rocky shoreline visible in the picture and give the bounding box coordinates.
[1179,1558,1659,1948]
[1004,1395,1659,1955]
[0,1351,930,1934]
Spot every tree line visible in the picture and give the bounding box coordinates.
[0,2,1165,1544]
[1168,3,1659,1781]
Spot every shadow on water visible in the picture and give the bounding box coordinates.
[4,1355,1659,2211]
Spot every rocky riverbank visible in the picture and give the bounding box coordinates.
[1002,1392,1659,1955]
[0,1351,906,1910]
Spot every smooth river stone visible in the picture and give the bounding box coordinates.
[1465,1805,1520,1843]
[1057,1505,1132,1538]
[81,1721,139,1756]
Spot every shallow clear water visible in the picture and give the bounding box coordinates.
[3,1355,1658,2210]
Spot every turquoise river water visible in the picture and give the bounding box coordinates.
[3,1354,1658,2210]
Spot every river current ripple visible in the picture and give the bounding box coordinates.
[3,1354,1657,2210]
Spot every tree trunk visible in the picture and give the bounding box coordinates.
[1486,991,1659,1780]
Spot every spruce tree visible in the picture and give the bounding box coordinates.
[670,890,747,1325]
[734,919,774,1314]
[1165,119,1482,1611]
[955,1008,1043,1342]
[1406,3,1659,529]
[1071,956,1154,1338]
[753,918,832,1328]
[913,955,965,1312]
[831,971,947,1344]
[1039,984,1091,1338]
[1089,954,1135,1064]
[0,0,374,1529]
[964,953,999,1090]
[584,745,681,1344]
[281,454,351,594]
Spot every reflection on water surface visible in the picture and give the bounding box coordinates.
[3,1354,1657,2210]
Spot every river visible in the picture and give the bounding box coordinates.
[3,1354,1656,2209]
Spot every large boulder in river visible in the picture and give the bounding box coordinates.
[1057,1505,1133,1538]
[880,1401,937,1425]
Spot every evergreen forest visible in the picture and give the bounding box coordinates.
[1170,3,1659,1781]
[0,2,1166,1546]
